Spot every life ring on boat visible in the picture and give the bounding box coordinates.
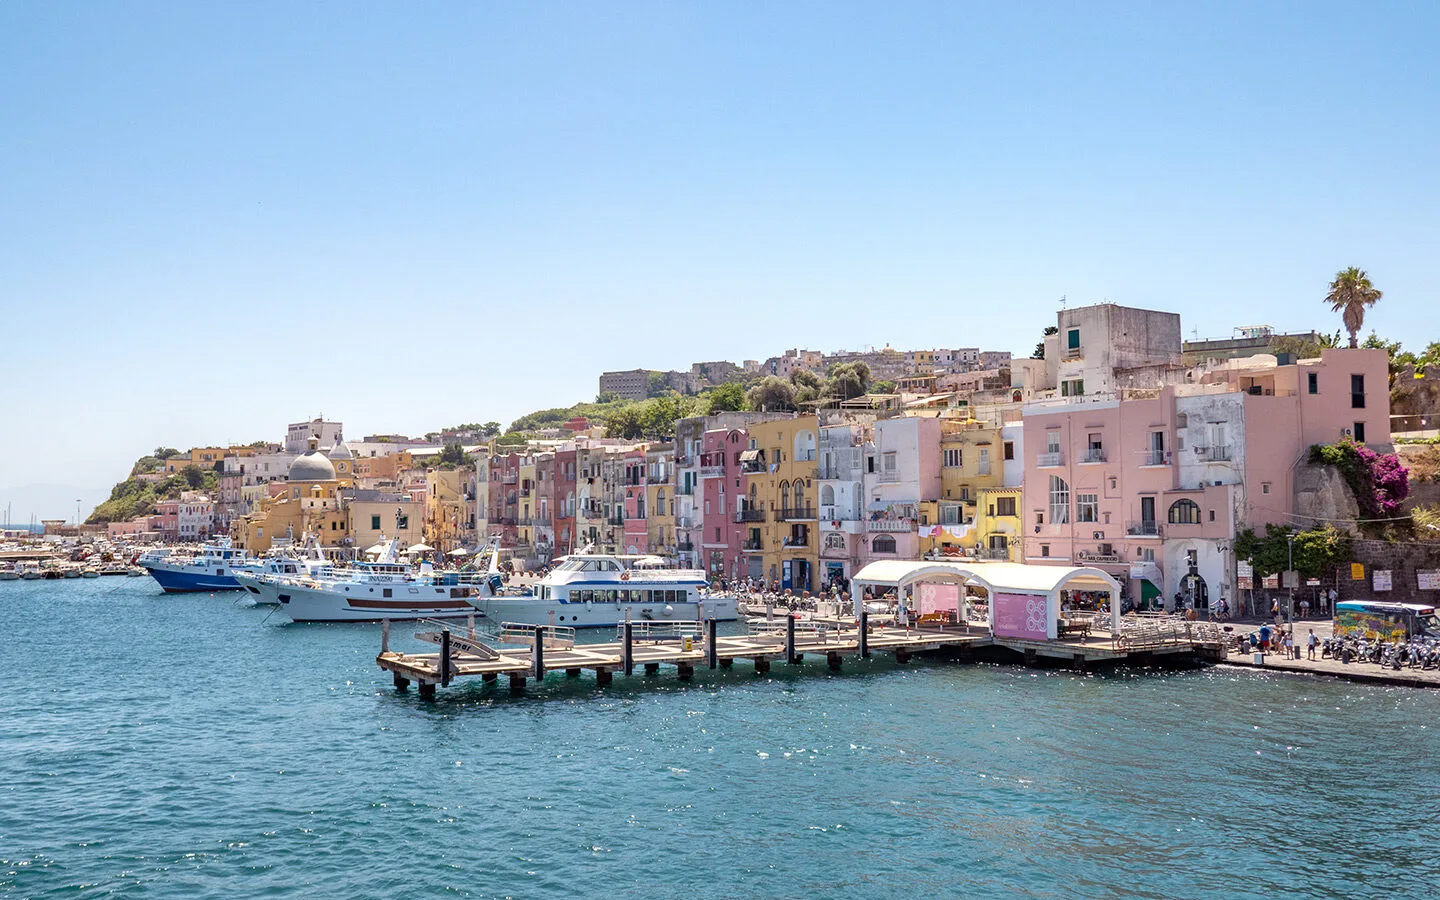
[620,571,630,581]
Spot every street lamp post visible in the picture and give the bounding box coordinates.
[1287,535,1296,623]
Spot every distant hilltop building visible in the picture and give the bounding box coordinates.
[1182,326,1327,365]
[286,418,343,454]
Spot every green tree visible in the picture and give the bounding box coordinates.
[1234,523,1351,580]
[595,390,621,404]
[746,376,797,412]
[705,381,747,414]
[1326,266,1383,348]
[604,405,645,440]
[1032,325,1058,360]
[823,362,870,401]
[646,371,670,398]
[180,464,206,489]
[872,379,897,394]
[482,421,502,437]
[153,447,180,460]
[433,442,474,469]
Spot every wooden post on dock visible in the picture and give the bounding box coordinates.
[859,609,869,657]
[381,619,391,653]
[440,628,453,687]
[786,613,797,664]
[393,672,409,690]
[533,625,545,680]
[623,619,634,676]
[707,618,718,669]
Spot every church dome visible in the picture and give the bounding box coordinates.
[289,450,336,482]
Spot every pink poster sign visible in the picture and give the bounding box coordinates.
[916,583,960,616]
[992,591,1049,640]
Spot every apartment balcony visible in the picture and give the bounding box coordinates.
[735,509,767,523]
[878,472,902,484]
[743,539,764,551]
[699,465,725,478]
[675,485,694,496]
[1079,449,1107,464]
[782,536,810,548]
[1063,346,1083,360]
[674,455,691,467]
[815,465,841,480]
[1193,445,1232,462]
[1037,452,1064,468]
[773,505,815,522]
[1126,521,1163,538]
[866,519,914,533]
[607,516,625,527]
[501,474,518,485]
[1141,450,1172,467]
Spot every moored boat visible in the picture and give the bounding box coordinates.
[138,539,257,592]
[466,546,739,628]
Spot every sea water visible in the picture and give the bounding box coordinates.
[3,577,1438,898]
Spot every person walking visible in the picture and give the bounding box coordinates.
[1300,597,1311,619]
[1307,629,1318,660]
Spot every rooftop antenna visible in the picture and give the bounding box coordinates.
[1059,294,1067,309]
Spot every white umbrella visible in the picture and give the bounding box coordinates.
[448,547,470,556]
[404,542,435,554]
[363,542,390,555]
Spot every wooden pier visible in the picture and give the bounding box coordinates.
[376,614,1226,698]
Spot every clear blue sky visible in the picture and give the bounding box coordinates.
[2,1,1437,520]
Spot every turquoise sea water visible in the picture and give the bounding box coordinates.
[4,578,1439,899]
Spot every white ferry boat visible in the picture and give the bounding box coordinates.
[467,549,738,628]
[234,539,502,622]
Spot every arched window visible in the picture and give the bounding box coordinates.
[820,484,835,506]
[1168,499,1202,524]
[778,480,790,511]
[825,533,846,550]
[1048,475,1070,525]
[873,535,897,554]
[656,489,666,517]
[792,482,805,510]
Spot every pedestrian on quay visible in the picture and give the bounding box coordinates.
[1327,587,1337,614]
[1307,629,1318,660]
[1300,597,1310,619]
[1259,623,1272,654]
[1283,630,1294,659]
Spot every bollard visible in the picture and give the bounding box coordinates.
[708,618,718,669]
[786,613,797,664]
[859,609,869,658]
[533,625,545,680]
[623,620,634,676]
[440,628,452,687]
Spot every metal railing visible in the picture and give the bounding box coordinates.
[1141,450,1171,466]
[1193,445,1232,461]
[866,519,913,532]
[1079,449,1106,464]
[773,506,815,521]
[1126,521,1162,537]
[1037,452,1064,467]
[735,509,767,523]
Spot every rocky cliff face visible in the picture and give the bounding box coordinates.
[1293,464,1361,534]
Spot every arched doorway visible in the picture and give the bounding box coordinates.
[1183,573,1209,610]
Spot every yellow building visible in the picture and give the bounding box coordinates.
[232,443,353,552]
[423,468,472,552]
[741,415,820,591]
[974,487,1022,561]
[921,420,1006,556]
[645,446,674,556]
[348,492,425,551]
[516,457,537,554]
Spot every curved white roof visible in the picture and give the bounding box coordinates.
[852,560,1119,595]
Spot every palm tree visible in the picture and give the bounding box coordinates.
[1326,267,1383,348]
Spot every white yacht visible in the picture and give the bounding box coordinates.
[234,539,501,622]
[467,548,738,628]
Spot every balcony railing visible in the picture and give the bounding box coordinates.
[1037,452,1064,467]
[782,535,810,548]
[1079,449,1107,464]
[1193,445,1232,461]
[1141,450,1171,467]
[867,519,914,532]
[735,509,767,523]
[773,505,815,521]
[699,465,725,478]
[1126,521,1162,537]
[1063,346,1083,360]
[815,465,840,480]
[740,462,766,474]
[743,539,764,551]
[878,471,901,483]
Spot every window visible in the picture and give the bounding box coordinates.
[943,448,963,468]
[1308,372,1318,394]
[371,515,381,530]
[1041,544,1050,557]
[1046,433,1061,455]
[996,496,1017,517]
[1003,441,1014,461]
[1049,475,1070,524]
[825,533,845,550]
[1067,328,1080,350]
[1077,493,1098,523]
[1061,379,1084,397]
[1262,482,1271,495]
[1351,374,1365,409]
[883,452,897,473]
[1168,499,1202,524]
[1353,421,1366,443]
[872,535,897,554]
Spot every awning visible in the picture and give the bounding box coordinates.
[739,450,762,462]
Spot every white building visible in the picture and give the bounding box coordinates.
[177,493,215,540]
[286,419,344,454]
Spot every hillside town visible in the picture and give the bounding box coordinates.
[79,300,1439,614]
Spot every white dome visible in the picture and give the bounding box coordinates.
[288,451,336,482]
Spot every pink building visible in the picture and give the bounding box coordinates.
[1021,348,1389,611]
[153,499,180,541]
[856,416,941,570]
[699,428,747,582]
[622,449,649,554]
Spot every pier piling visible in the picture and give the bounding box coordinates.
[623,621,634,676]
[393,672,409,690]
[440,629,452,687]
[707,619,718,669]
[533,626,545,680]
[418,682,436,700]
[786,615,797,664]
[859,609,869,657]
